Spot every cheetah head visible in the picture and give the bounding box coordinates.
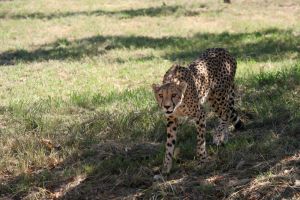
[152,82,187,115]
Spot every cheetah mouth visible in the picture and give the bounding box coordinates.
[166,111,173,114]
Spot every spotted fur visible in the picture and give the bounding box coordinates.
[152,48,244,173]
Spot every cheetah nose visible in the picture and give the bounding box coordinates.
[164,105,171,109]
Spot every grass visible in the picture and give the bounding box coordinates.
[0,0,300,199]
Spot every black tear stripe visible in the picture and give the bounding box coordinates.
[171,98,175,108]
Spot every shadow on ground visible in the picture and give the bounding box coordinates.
[0,105,166,199]
[1,66,299,199]
[0,4,204,20]
[60,66,300,199]
[1,28,299,66]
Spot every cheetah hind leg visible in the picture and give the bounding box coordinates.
[213,123,229,146]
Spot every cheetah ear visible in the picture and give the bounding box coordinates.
[152,83,160,93]
[179,82,187,94]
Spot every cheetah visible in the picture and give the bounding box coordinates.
[152,48,244,173]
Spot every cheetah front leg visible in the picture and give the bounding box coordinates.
[162,116,178,174]
[195,109,208,163]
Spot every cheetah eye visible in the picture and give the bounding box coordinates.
[171,94,177,98]
[158,94,163,98]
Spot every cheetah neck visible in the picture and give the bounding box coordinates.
[163,65,190,84]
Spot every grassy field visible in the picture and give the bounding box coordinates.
[0,0,300,199]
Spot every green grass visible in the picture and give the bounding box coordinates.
[0,0,300,199]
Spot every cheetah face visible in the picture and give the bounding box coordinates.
[152,82,187,115]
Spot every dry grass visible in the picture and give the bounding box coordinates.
[0,0,300,199]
